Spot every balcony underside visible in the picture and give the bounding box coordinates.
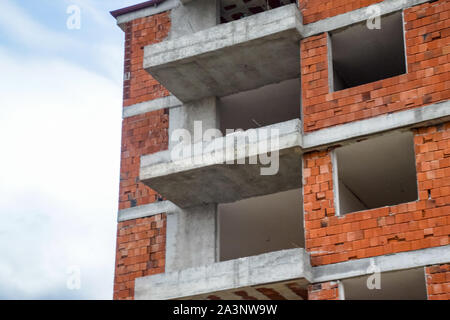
[140,119,302,208]
[135,249,312,300]
[143,4,303,102]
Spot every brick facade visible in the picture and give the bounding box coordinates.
[113,215,166,300]
[114,11,171,300]
[303,123,450,267]
[425,263,450,300]
[301,0,450,132]
[123,12,171,108]
[112,0,450,300]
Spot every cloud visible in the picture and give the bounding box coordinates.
[0,46,122,299]
[0,0,77,50]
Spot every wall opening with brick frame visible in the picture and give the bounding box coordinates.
[342,268,427,300]
[218,188,304,261]
[304,123,450,267]
[333,131,419,216]
[219,78,301,133]
[329,11,407,92]
[301,0,450,133]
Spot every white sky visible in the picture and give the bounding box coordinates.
[0,0,139,299]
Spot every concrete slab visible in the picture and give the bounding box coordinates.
[143,4,303,102]
[135,248,312,300]
[140,119,302,208]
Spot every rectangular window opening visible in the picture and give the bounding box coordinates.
[329,11,407,92]
[219,78,301,134]
[342,268,427,300]
[218,188,304,262]
[220,0,297,23]
[334,131,418,216]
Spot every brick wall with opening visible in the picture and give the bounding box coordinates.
[303,122,450,266]
[301,0,450,132]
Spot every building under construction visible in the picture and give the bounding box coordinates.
[110,0,450,300]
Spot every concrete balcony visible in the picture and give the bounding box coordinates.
[135,248,312,300]
[139,119,302,208]
[143,4,303,102]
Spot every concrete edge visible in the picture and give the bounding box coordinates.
[303,100,450,149]
[118,200,178,222]
[313,245,450,283]
[143,4,303,68]
[135,248,311,300]
[302,0,431,37]
[123,95,182,118]
[115,0,180,29]
[139,119,302,181]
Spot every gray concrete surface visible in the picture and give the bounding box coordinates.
[165,204,217,272]
[118,200,178,222]
[140,119,303,208]
[143,4,303,102]
[135,245,450,300]
[169,0,219,40]
[123,95,181,119]
[135,248,312,300]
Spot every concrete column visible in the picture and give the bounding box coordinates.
[169,0,220,40]
[169,96,221,149]
[165,204,218,272]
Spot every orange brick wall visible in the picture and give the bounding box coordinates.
[119,110,168,210]
[114,11,171,300]
[113,215,166,300]
[308,281,341,300]
[123,12,171,108]
[303,123,450,266]
[425,264,450,300]
[301,0,450,132]
[299,0,383,24]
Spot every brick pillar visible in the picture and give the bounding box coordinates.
[425,264,450,300]
[113,12,171,300]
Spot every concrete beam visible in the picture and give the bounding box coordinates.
[135,248,312,300]
[166,204,217,272]
[123,95,181,119]
[303,100,450,150]
[117,200,178,222]
[313,245,450,283]
[143,4,303,102]
[140,119,303,208]
[303,0,431,37]
[134,245,450,300]
[114,0,180,30]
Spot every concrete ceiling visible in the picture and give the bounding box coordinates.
[331,11,406,90]
[343,268,427,300]
[219,188,304,261]
[221,0,297,23]
[336,131,418,212]
[219,78,301,132]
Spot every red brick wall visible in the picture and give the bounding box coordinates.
[425,264,450,300]
[113,215,166,300]
[308,281,341,300]
[123,12,171,108]
[119,110,168,210]
[301,0,450,132]
[114,11,171,300]
[303,123,450,266]
[299,0,383,24]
